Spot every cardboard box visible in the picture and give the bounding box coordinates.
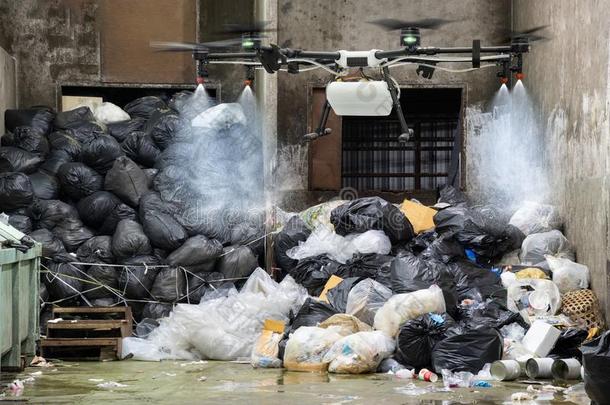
[399,199,437,234]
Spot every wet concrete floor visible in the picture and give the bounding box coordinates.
[1,360,590,404]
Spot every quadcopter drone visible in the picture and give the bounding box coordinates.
[153,19,548,142]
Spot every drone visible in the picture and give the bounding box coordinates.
[153,19,548,142]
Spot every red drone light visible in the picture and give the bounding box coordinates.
[196,76,205,85]
[515,72,525,81]
[244,79,253,87]
[500,77,509,84]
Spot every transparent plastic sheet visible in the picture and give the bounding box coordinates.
[93,102,130,124]
[373,285,446,337]
[299,200,347,230]
[506,278,561,316]
[250,330,283,368]
[345,278,392,325]
[520,230,574,265]
[323,331,395,374]
[283,326,344,372]
[318,314,372,336]
[509,201,562,236]
[287,227,391,264]
[546,255,590,294]
[121,268,308,361]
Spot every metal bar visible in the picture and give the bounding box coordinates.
[342,173,448,178]
[375,45,513,59]
[414,122,421,190]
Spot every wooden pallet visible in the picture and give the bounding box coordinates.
[40,306,132,361]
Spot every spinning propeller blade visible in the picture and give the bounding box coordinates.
[368,18,456,31]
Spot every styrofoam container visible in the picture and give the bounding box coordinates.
[521,320,561,357]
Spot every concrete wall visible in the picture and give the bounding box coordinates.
[0,46,17,133]
[513,0,610,321]
[275,0,511,207]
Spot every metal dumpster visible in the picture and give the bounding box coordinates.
[0,221,41,371]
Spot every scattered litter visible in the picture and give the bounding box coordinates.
[88,378,104,382]
[7,380,24,396]
[180,360,209,367]
[30,355,53,367]
[47,318,64,323]
[96,381,128,389]
[511,392,534,401]
[198,376,208,382]
[394,368,415,379]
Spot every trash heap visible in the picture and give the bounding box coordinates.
[123,189,605,396]
[1,93,264,322]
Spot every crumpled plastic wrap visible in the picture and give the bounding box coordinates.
[323,331,395,374]
[283,326,344,372]
[373,285,446,338]
[121,268,307,361]
[509,201,562,236]
[546,255,590,294]
[506,278,561,316]
[287,226,391,264]
[520,230,574,265]
[319,314,372,336]
[345,278,392,325]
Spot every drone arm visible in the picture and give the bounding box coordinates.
[375,45,514,59]
[382,67,412,142]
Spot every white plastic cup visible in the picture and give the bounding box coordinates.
[551,359,582,380]
[491,360,523,381]
[525,358,555,379]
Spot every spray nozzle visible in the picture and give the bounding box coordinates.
[499,77,509,85]
[515,72,525,81]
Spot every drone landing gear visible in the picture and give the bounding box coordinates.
[304,100,333,141]
[382,67,413,143]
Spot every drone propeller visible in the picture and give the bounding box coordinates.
[220,21,276,34]
[501,25,550,43]
[368,18,455,31]
[150,39,242,52]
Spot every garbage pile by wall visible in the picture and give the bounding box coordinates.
[1,89,264,322]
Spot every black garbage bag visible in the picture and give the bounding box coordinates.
[183,272,228,304]
[153,165,197,206]
[289,254,341,296]
[549,328,588,360]
[391,252,458,316]
[0,131,15,147]
[99,203,137,235]
[84,265,119,299]
[230,219,265,257]
[407,230,437,254]
[104,156,149,206]
[76,236,114,264]
[151,267,186,302]
[437,185,467,206]
[124,96,166,119]
[449,259,506,302]
[154,141,196,171]
[8,213,33,234]
[431,327,503,373]
[166,235,223,266]
[29,171,59,200]
[77,191,121,228]
[68,121,106,145]
[52,218,95,252]
[81,133,124,173]
[421,235,466,263]
[215,245,258,279]
[107,118,146,142]
[118,255,160,299]
[39,150,72,175]
[173,206,233,244]
[112,219,152,259]
[288,297,338,334]
[142,302,173,319]
[141,209,187,251]
[0,172,34,211]
[143,168,158,188]
[145,110,183,150]
[53,106,95,129]
[139,191,177,218]
[326,277,364,313]
[458,298,525,330]
[121,131,161,168]
[330,196,415,243]
[43,253,85,301]
[57,162,103,200]
[274,216,311,271]
[28,199,79,230]
[396,313,456,369]
[48,131,82,160]
[5,107,55,135]
[582,330,610,405]
[29,229,66,257]
[0,147,43,173]
[0,155,14,173]
[336,253,394,288]
[12,126,49,155]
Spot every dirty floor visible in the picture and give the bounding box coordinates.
[1,360,590,404]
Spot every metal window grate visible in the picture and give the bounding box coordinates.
[341,89,460,192]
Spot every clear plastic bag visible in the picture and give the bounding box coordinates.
[319,314,372,336]
[250,330,283,368]
[506,278,561,316]
[93,102,130,124]
[520,230,574,265]
[283,326,344,372]
[323,331,395,374]
[373,285,446,338]
[546,255,590,293]
[345,278,392,325]
[509,201,562,236]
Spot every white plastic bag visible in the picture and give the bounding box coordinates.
[323,331,395,374]
[509,201,562,236]
[94,102,130,124]
[350,230,392,255]
[520,230,574,265]
[250,329,283,368]
[283,326,343,372]
[345,278,392,325]
[546,255,590,293]
[373,285,446,338]
[192,103,246,130]
[506,278,561,316]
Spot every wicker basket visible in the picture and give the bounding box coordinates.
[561,289,606,330]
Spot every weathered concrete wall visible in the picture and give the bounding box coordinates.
[0,0,100,108]
[0,46,17,132]
[275,0,511,204]
[514,0,610,321]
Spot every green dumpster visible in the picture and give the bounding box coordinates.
[0,221,41,371]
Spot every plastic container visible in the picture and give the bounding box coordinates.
[525,357,555,379]
[552,358,582,380]
[521,320,561,357]
[491,360,523,381]
[0,222,41,371]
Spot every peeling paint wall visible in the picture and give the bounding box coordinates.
[276,0,511,207]
[514,0,610,321]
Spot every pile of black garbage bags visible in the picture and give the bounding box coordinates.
[1,96,264,322]
[273,192,538,374]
